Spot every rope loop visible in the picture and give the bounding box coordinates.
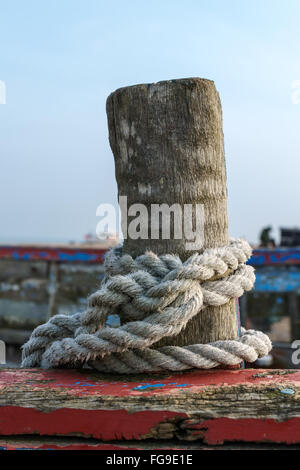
[21,239,272,373]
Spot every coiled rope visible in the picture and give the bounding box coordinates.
[21,239,272,373]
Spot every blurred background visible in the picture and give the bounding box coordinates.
[1,0,300,367]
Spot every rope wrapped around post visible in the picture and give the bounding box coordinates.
[21,238,272,373]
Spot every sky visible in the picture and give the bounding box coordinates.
[1,0,300,245]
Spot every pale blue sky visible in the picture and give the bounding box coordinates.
[1,0,300,244]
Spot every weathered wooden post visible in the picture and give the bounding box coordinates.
[47,261,58,318]
[106,78,237,346]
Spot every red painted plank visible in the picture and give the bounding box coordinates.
[2,368,298,396]
[0,407,184,441]
[2,245,300,266]
[186,417,300,445]
[0,246,107,263]
[0,442,144,450]
[2,407,300,445]
[1,368,300,444]
[249,249,300,266]
[0,441,193,450]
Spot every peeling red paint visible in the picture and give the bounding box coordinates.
[1,407,300,445]
[0,441,199,450]
[1,369,300,446]
[0,406,186,440]
[0,443,143,450]
[1,369,299,397]
[186,417,300,445]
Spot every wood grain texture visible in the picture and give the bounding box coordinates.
[1,437,298,450]
[0,368,299,445]
[106,78,236,347]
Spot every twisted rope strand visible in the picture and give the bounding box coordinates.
[21,239,272,372]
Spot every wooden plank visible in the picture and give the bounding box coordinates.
[249,249,300,266]
[47,261,58,318]
[2,245,300,266]
[1,368,300,445]
[0,246,107,263]
[0,436,219,450]
[1,437,298,450]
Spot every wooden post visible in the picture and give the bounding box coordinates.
[106,78,237,347]
[47,261,58,319]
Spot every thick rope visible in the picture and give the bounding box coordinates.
[21,239,272,373]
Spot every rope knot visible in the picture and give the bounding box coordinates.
[21,239,272,373]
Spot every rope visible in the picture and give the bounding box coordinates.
[21,239,272,373]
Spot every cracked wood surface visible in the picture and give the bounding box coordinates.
[0,368,300,445]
